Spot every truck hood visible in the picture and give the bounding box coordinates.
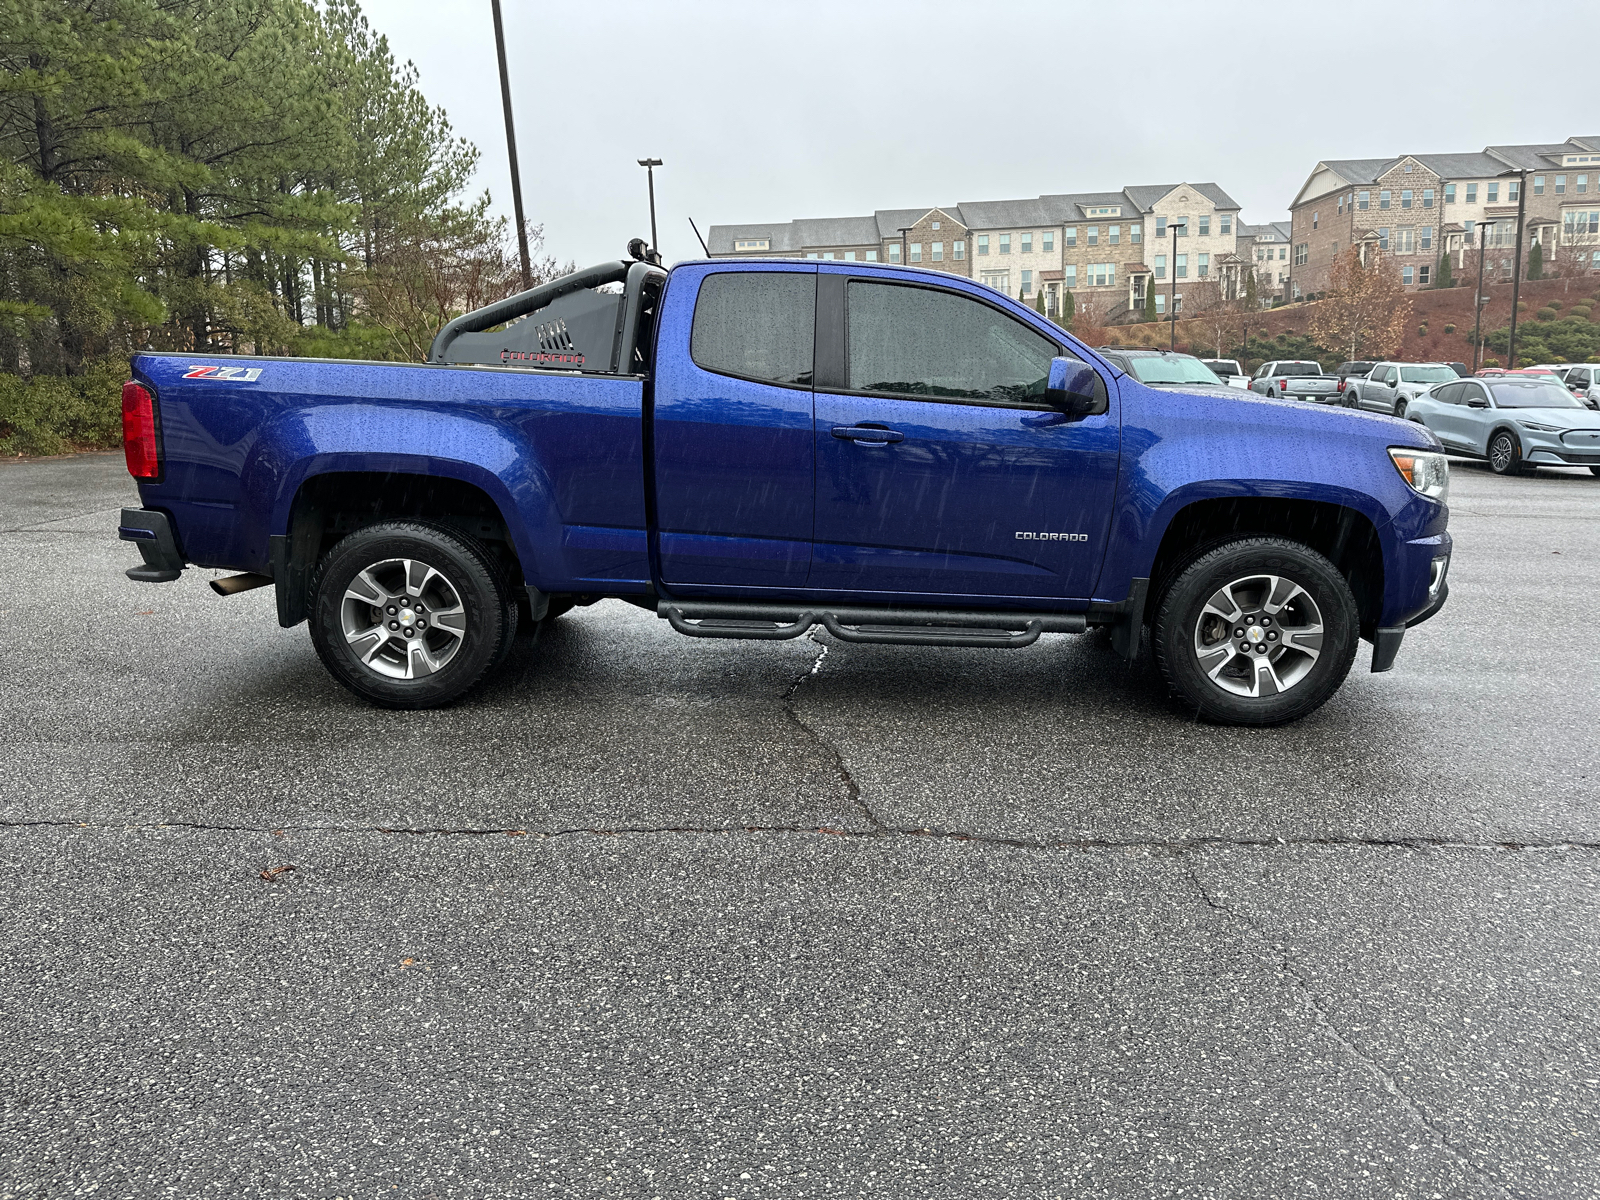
[1155,380,1441,448]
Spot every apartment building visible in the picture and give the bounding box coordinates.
[1287,136,1600,294]
[707,181,1245,321]
[1237,221,1292,295]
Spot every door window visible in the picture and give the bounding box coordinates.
[845,281,1061,407]
[1433,382,1462,404]
[690,272,815,387]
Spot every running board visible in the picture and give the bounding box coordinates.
[659,600,1086,648]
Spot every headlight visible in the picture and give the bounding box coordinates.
[1515,420,1562,432]
[1388,447,1449,504]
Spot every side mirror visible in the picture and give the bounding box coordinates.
[1466,396,1488,408]
[1046,357,1101,415]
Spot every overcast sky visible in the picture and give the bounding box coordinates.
[364,0,1597,269]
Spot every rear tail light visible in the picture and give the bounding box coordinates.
[1337,378,1347,391]
[1279,378,1288,389]
[122,381,160,479]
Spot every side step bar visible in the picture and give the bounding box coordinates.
[660,600,1087,649]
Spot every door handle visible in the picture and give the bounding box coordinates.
[831,425,904,445]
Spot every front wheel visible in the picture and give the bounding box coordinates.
[1487,430,1524,475]
[1152,538,1359,726]
[309,520,517,708]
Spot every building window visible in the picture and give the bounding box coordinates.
[1419,264,1430,285]
[1155,294,1166,314]
[1042,231,1053,253]
[1378,227,1389,250]
[1130,224,1142,244]
[1155,217,1167,237]
[1221,214,1232,235]
[1463,219,1475,240]
[1256,249,1264,261]
[999,234,1011,254]
[1444,184,1455,204]
[1581,175,1590,194]
[866,250,878,262]
[1065,226,1077,247]
[1175,254,1187,279]
[1396,228,1414,253]
[1420,226,1433,251]
[1312,211,1318,229]
[734,238,770,252]
[977,235,989,256]
[1153,254,1166,280]
[980,270,1009,292]
[806,253,819,259]
[1487,183,1499,203]
[1509,181,1520,201]
[1109,225,1120,245]
[1087,226,1099,246]
[1556,175,1567,194]
[1534,176,1545,195]
[1402,266,1414,284]
[844,251,856,261]
[1338,195,1345,215]
[1021,232,1033,254]
[1087,263,1115,287]
[1423,188,1434,208]
[1380,190,1391,209]
[1293,243,1308,266]
[1198,253,1209,277]
[1064,265,1077,287]
[1021,269,1032,294]
[1358,191,1370,210]
[930,241,942,262]
[1465,183,1477,203]
[887,243,900,263]
[822,252,835,260]
[909,243,921,263]
[931,221,940,230]
[1401,190,1413,209]
[953,241,965,260]
[1175,219,1188,236]
[1278,247,1287,260]
[1199,215,1211,236]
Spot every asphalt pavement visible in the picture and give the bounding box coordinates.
[2,451,1598,1199]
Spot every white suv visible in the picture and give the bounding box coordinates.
[1350,362,1459,417]
[1554,364,1600,409]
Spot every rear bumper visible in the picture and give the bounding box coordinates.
[118,507,185,582]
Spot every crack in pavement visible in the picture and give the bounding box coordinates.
[1183,858,1513,1198]
[2,816,1597,855]
[779,633,886,832]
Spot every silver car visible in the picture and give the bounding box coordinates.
[1405,376,1600,476]
[1351,362,1459,417]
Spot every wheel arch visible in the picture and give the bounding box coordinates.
[1143,496,1385,639]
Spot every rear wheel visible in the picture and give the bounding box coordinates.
[1393,397,1408,418]
[309,520,516,708]
[1488,429,1524,475]
[1152,537,1359,726]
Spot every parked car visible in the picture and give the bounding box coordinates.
[1348,362,1460,417]
[1556,363,1600,409]
[1447,362,1470,377]
[115,247,1452,726]
[1332,361,1378,406]
[1098,348,1236,396]
[1248,360,1340,403]
[1405,375,1600,475]
[1199,358,1249,389]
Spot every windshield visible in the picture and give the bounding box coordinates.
[1128,356,1225,386]
[1489,380,1585,409]
[1275,362,1323,376]
[1400,365,1458,383]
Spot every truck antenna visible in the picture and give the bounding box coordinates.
[688,217,710,257]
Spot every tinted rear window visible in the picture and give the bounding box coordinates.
[1276,362,1323,376]
[691,272,815,386]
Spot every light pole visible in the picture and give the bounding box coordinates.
[637,158,662,254]
[1169,219,1186,349]
[1507,168,1529,368]
[1471,220,1492,372]
[898,226,912,267]
[490,0,532,289]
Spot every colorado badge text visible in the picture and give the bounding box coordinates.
[1015,531,1088,541]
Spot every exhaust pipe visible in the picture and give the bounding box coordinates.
[210,572,274,596]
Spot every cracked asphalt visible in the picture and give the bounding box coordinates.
[2,452,1598,1199]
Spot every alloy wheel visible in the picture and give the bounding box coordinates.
[340,557,467,679]
[1191,573,1325,698]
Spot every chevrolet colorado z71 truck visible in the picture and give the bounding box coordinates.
[117,246,1451,725]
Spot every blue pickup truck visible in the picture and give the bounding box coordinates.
[117,246,1451,725]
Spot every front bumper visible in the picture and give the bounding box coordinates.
[118,507,185,582]
[1370,548,1451,672]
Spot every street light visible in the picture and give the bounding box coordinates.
[898,226,912,267]
[1506,167,1529,368]
[1471,220,1492,372]
[1169,219,1186,349]
[637,158,662,254]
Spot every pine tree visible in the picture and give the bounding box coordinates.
[1143,280,1157,323]
[1528,241,1543,280]
[1034,290,1046,315]
[1059,288,1076,331]
[1436,251,1455,289]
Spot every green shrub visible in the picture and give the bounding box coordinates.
[1536,307,1557,321]
[1517,301,1528,312]
[1444,323,1456,334]
[0,358,125,457]
[1418,325,1428,336]
[1589,355,1600,364]
[1548,299,1563,310]
[1483,357,1501,368]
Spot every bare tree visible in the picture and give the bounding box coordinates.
[1309,246,1412,361]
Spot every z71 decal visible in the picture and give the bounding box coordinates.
[183,365,263,381]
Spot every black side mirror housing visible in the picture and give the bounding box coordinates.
[1046,357,1103,415]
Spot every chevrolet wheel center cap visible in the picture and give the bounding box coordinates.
[1247,625,1265,644]
[401,608,415,625]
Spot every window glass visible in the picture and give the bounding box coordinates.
[691,272,815,387]
[1487,380,1583,408]
[1399,365,1456,383]
[1433,382,1462,404]
[845,281,1061,406]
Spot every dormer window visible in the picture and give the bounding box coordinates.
[734,238,770,252]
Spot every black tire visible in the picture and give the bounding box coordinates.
[309,520,517,709]
[1590,466,1600,477]
[1487,429,1524,475]
[1152,537,1359,727]
[1393,397,1408,419]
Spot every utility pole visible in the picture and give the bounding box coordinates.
[637,159,662,254]
[491,0,532,290]
[1169,220,1185,349]
[1507,168,1529,369]
[1471,221,1491,372]
[898,226,912,266]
